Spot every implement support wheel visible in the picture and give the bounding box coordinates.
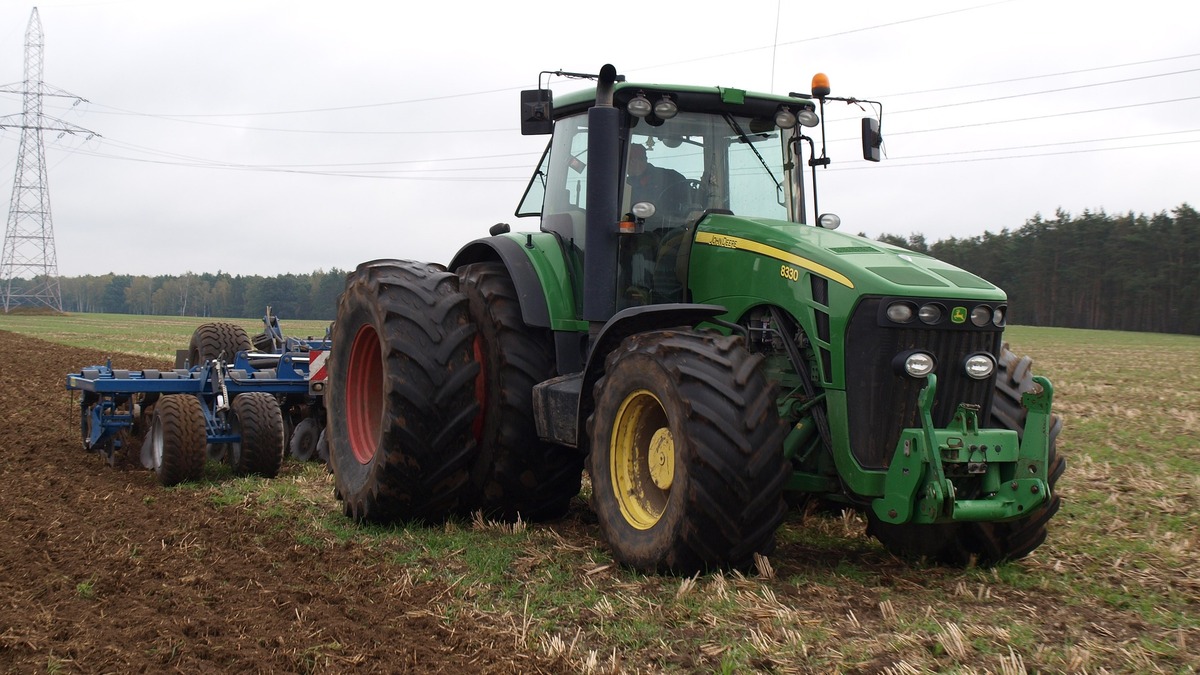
[228,392,285,478]
[188,322,251,367]
[147,394,206,487]
[587,330,788,574]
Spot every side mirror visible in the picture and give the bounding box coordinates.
[521,89,554,136]
[861,117,882,162]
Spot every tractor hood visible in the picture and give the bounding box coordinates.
[692,214,1006,301]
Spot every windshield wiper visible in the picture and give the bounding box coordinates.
[723,114,782,196]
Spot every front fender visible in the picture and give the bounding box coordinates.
[576,303,727,448]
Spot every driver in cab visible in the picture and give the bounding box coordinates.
[626,143,686,213]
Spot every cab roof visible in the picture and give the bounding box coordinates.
[550,80,815,121]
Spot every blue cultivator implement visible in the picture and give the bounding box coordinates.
[66,315,329,486]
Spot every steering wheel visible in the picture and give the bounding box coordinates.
[651,178,701,214]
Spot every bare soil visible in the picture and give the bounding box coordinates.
[2,329,1194,673]
[0,330,571,674]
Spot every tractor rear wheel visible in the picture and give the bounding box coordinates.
[458,262,581,521]
[188,322,251,367]
[587,330,788,574]
[228,392,285,477]
[327,260,479,523]
[148,394,206,486]
[867,344,1064,565]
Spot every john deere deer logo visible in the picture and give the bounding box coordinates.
[951,307,968,324]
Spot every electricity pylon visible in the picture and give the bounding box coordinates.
[0,7,97,313]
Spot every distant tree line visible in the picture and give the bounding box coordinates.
[878,203,1199,335]
[31,203,1200,335]
[57,269,348,321]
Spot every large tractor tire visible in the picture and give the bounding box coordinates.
[458,262,582,521]
[188,322,251,367]
[587,330,788,574]
[146,394,206,487]
[327,260,479,524]
[228,392,285,478]
[867,344,1064,566]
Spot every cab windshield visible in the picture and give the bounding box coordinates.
[624,111,791,223]
[515,108,797,308]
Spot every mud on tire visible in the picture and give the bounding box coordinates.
[188,322,251,367]
[458,262,582,521]
[228,392,285,478]
[587,330,788,574]
[327,260,479,524]
[149,394,206,487]
[867,343,1064,566]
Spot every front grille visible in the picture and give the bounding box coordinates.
[844,297,1000,469]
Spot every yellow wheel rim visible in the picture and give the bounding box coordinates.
[610,389,674,530]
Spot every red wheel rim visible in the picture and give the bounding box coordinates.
[346,324,383,465]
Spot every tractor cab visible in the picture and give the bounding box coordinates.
[516,67,881,321]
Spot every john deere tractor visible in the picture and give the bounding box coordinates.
[326,65,1062,574]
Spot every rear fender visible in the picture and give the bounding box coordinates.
[450,236,553,328]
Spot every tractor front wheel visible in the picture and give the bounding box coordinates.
[587,330,787,574]
[327,260,479,523]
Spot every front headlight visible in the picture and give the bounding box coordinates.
[992,305,1006,327]
[970,305,992,327]
[893,350,936,378]
[918,303,944,325]
[886,302,915,323]
[963,353,996,380]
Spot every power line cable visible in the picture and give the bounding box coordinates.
[878,52,1200,98]
[888,68,1200,115]
[641,0,1019,74]
[882,128,1200,160]
[831,138,1200,170]
[884,96,1200,137]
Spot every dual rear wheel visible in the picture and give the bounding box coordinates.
[326,259,585,524]
[325,259,788,573]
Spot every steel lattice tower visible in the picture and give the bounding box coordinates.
[0,7,95,313]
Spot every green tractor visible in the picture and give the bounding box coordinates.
[326,65,1063,574]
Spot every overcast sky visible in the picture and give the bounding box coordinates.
[0,0,1196,277]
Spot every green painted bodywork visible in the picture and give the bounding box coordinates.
[497,232,587,332]
[501,79,1053,524]
[683,215,1019,500]
[687,214,1006,391]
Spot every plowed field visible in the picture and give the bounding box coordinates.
[0,331,569,674]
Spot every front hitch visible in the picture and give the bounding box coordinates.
[871,374,1052,525]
